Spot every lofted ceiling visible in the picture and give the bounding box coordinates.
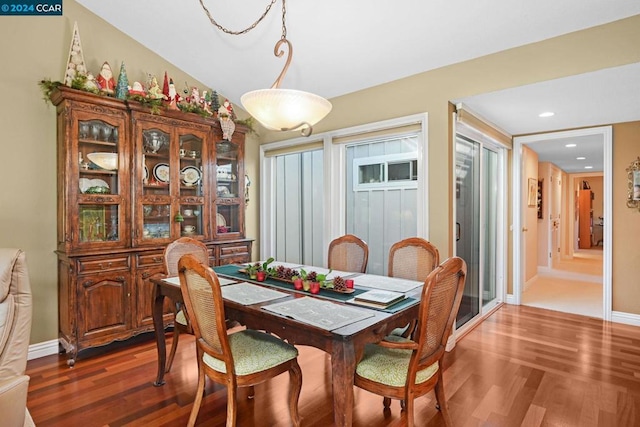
[77,0,640,172]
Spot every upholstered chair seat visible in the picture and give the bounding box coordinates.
[356,336,439,387]
[203,329,298,375]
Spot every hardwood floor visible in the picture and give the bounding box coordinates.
[26,304,640,426]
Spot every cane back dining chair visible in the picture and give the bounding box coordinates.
[177,254,302,427]
[354,256,467,427]
[327,234,369,273]
[162,237,210,373]
[388,237,440,337]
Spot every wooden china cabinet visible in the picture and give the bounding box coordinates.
[51,87,252,365]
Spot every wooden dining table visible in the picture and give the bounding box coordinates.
[151,265,421,427]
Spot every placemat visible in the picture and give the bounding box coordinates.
[221,282,289,305]
[262,296,374,331]
[352,274,423,293]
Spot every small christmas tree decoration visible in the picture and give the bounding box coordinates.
[115,62,129,100]
[211,90,221,115]
[64,22,88,86]
[162,72,170,100]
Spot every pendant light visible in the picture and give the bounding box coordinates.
[199,0,331,137]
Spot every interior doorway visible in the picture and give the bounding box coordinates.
[512,126,612,321]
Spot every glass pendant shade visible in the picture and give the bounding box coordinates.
[241,88,332,133]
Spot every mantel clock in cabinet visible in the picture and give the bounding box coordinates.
[51,87,253,365]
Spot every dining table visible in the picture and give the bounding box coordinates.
[151,262,422,427]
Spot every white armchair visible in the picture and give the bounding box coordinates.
[0,248,35,426]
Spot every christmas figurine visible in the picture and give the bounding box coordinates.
[96,61,116,94]
[148,76,165,99]
[218,99,236,140]
[167,79,180,110]
[128,81,146,96]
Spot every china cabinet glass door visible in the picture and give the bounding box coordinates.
[135,117,210,245]
[178,133,205,237]
[75,114,127,248]
[140,127,172,242]
[215,140,243,238]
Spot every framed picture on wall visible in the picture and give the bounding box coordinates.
[527,178,537,207]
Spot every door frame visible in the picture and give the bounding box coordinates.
[512,126,612,321]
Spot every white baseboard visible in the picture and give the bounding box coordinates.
[523,274,538,292]
[611,311,640,327]
[28,339,59,361]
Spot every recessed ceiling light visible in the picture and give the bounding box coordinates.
[585,166,593,169]
[565,143,577,148]
[576,156,586,160]
[538,112,555,118]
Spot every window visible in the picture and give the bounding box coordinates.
[353,153,418,191]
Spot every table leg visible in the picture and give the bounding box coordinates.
[152,284,167,386]
[331,340,356,427]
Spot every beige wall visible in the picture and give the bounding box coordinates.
[612,121,640,313]
[1,3,640,346]
[523,147,539,282]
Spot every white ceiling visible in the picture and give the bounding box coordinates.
[77,0,640,172]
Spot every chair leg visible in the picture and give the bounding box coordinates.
[288,360,303,427]
[434,370,453,427]
[226,383,238,427]
[405,397,415,427]
[187,366,206,427]
[165,326,181,373]
[383,397,391,409]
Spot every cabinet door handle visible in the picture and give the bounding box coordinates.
[153,257,163,263]
[142,272,151,279]
[99,262,113,270]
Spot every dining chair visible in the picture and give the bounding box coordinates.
[388,237,440,337]
[327,234,369,273]
[354,256,467,427]
[163,237,210,373]
[177,254,302,427]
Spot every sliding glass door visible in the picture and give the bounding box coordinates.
[455,134,502,329]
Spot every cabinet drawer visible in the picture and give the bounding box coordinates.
[78,256,131,274]
[138,252,165,267]
[220,245,250,256]
[219,254,250,265]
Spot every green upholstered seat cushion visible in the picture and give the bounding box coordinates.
[356,337,438,387]
[203,329,298,376]
[176,310,187,326]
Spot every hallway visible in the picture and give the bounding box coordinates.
[522,248,603,318]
